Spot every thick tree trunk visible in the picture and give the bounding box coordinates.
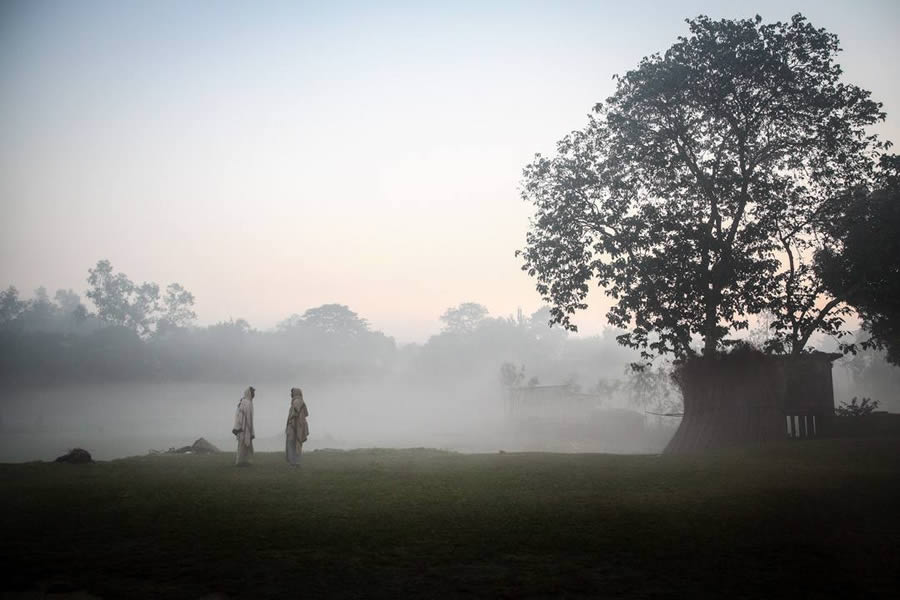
[665,352,839,454]
[666,354,783,453]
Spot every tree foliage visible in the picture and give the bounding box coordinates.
[835,396,880,417]
[161,283,197,330]
[0,286,93,334]
[439,302,489,334]
[519,14,886,361]
[86,260,195,337]
[817,155,900,365]
[87,260,160,336]
[293,304,370,337]
[0,287,27,328]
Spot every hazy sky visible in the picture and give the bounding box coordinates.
[2,0,898,343]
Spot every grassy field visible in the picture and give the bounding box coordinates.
[1,439,898,599]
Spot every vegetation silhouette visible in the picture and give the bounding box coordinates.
[519,14,892,362]
[518,14,899,451]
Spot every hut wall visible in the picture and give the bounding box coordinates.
[780,354,837,439]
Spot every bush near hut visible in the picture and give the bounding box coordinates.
[835,397,880,417]
[54,448,93,464]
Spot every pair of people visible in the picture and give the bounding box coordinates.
[232,386,309,467]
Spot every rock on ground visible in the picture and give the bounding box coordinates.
[165,438,222,454]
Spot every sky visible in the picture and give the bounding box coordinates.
[2,0,898,343]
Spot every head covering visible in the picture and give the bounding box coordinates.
[286,387,309,448]
[243,386,255,401]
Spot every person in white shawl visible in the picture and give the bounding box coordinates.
[285,387,309,466]
[232,386,255,466]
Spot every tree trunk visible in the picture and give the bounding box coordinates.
[665,352,839,454]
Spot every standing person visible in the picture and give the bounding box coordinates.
[232,386,255,466]
[285,387,309,466]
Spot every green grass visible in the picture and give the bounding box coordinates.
[2,439,899,598]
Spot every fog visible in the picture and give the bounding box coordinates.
[0,278,691,461]
[1,380,505,462]
[1,374,677,463]
[4,277,898,463]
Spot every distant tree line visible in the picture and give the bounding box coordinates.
[0,261,637,387]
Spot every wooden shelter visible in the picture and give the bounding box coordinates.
[665,351,840,454]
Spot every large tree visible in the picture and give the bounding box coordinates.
[439,302,489,334]
[519,14,886,361]
[87,260,158,335]
[86,260,195,337]
[279,303,371,337]
[817,155,900,365]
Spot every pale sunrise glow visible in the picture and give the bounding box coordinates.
[2,0,898,342]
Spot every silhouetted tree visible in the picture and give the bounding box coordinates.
[160,283,197,330]
[817,155,900,365]
[0,286,26,330]
[86,260,197,338]
[297,304,370,336]
[519,14,886,361]
[86,260,160,336]
[835,396,880,417]
[440,302,489,334]
[276,304,395,375]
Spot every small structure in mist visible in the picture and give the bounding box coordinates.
[504,384,665,452]
[505,384,602,422]
[665,352,840,453]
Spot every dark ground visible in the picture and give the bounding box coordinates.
[1,438,898,598]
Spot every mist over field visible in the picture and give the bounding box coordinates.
[1,268,897,464]
[2,378,513,458]
[1,380,504,461]
[0,292,687,462]
[1,290,896,463]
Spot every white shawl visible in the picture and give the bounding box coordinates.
[233,386,255,446]
[286,387,309,445]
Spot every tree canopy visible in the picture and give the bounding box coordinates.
[519,14,887,361]
[439,302,490,334]
[817,155,900,365]
[86,260,195,336]
[279,304,371,337]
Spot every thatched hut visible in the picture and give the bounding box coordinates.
[665,351,840,454]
